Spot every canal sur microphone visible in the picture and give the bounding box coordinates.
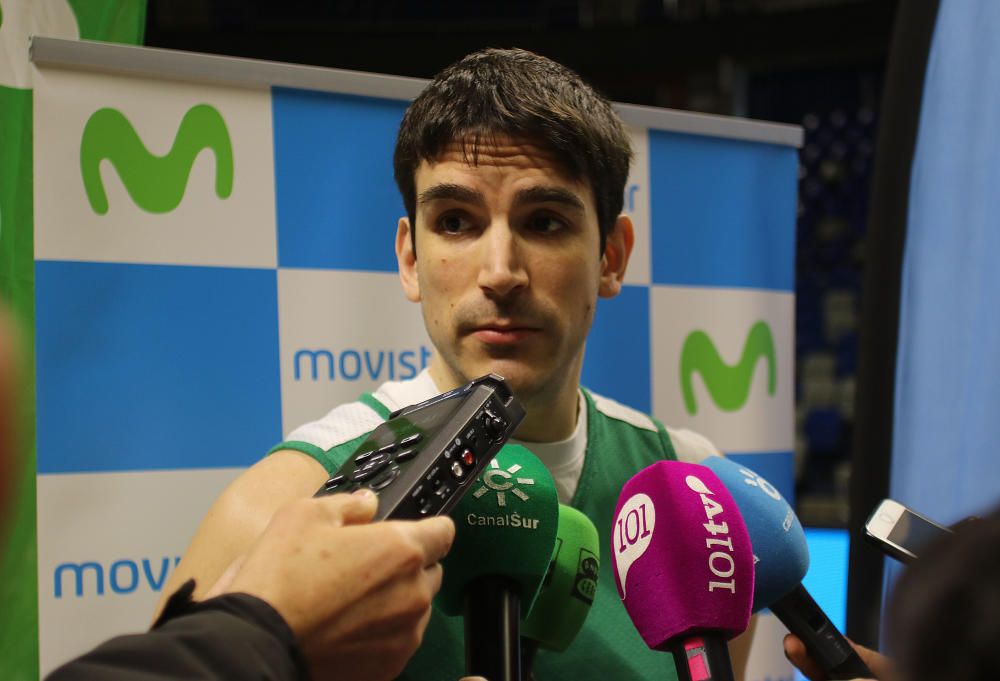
[611,460,754,681]
[702,455,873,679]
[437,444,559,681]
[521,504,600,673]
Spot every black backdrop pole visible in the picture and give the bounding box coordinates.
[846,0,941,648]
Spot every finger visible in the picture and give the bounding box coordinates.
[783,633,827,681]
[395,515,456,565]
[410,565,442,639]
[424,561,444,596]
[415,596,434,641]
[846,639,892,680]
[325,560,441,635]
[315,488,379,526]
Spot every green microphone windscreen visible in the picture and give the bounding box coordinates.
[521,504,600,651]
[437,444,559,617]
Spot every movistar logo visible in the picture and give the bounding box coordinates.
[472,459,535,507]
[80,104,234,215]
[679,321,776,415]
[53,555,182,598]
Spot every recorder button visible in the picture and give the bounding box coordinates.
[395,448,418,463]
[322,474,346,491]
[353,449,379,465]
[482,412,506,440]
[369,465,400,491]
[351,455,389,482]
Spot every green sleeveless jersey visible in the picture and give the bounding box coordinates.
[273,386,681,681]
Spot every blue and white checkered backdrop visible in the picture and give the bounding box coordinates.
[31,39,800,677]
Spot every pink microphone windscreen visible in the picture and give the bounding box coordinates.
[611,460,754,650]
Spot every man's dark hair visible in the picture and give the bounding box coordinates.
[887,505,1000,681]
[393,48,632,254]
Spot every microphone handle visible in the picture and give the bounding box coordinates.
[770,584,874,679]
[669,633,735,681]
[520,638,539,681]
[464,576,522,681]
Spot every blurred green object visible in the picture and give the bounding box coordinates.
[522,504,600,652]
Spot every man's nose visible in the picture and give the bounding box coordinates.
[477,222,528,298]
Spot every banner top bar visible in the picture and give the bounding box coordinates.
[30,36,802,148]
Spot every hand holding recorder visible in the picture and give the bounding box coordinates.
[219,490,456,681]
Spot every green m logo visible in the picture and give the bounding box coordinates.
[80,104,233,215]
[680,321,777,415]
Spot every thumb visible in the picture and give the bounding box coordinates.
[316,488,379,526]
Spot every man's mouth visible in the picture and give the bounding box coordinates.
[470,323,540,345]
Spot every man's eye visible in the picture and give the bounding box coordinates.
[438,214,473,234]
[526,215,566,234]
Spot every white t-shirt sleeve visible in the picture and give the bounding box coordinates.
[666,426,724,464]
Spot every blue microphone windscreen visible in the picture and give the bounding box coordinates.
[702,456,809,612]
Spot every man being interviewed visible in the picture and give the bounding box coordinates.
[161,48,751,680]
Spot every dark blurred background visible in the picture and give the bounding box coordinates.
[146,0,900,527]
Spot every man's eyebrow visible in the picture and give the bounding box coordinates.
[417,183,484,207]
[513,186,586,211]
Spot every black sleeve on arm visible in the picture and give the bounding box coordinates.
[46,580,310,681]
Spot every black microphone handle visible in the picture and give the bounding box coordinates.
[668,633,736,681]
[520,638,539,681]
[463,576,522,681]
[770,583,874,679]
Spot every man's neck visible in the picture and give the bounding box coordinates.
[513,386,580,442]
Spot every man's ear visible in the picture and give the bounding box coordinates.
[396,217,421,302]
[598,214,635,298]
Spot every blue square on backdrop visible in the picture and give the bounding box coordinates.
[273,87,408,271]
[35,261,282,473]
[799,528,849,634]
[582,285,650,413]
[649,131,797,292]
